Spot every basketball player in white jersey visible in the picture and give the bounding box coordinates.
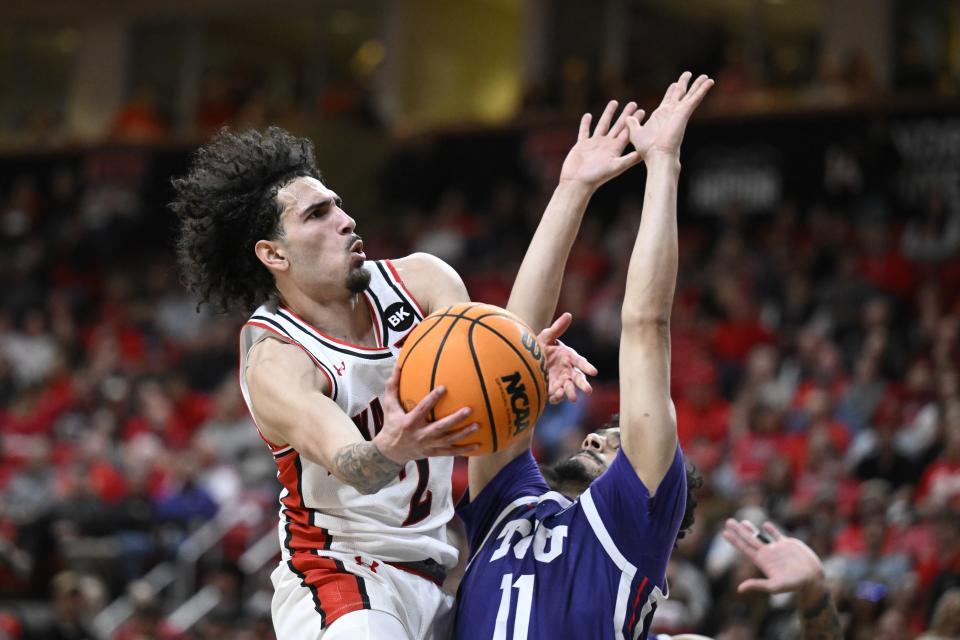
[170,109,641,638]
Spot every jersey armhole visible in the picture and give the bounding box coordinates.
[385,258,427,317]
[242,323,335,452]
[245,322,337,397]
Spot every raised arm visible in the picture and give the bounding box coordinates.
[507,100,641,331]
[619,72,713,492]
[246,337,478,494]
[468,101,644,497]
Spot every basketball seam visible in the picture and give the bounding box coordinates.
[394,307,450,405]
[476,322,545,418]
[423,310,518,323]
[397,305,454,370]
[427,304,479,422]
[467,320,499,451]
[397,316,438,373]
[398,304,533,453]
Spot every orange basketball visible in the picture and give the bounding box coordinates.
[397,302,548,455]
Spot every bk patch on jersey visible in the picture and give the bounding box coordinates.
[383,301,416,332]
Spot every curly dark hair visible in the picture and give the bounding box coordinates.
[170,127,321,312]
[677,459,703,543]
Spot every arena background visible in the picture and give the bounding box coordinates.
[2,1,960,638]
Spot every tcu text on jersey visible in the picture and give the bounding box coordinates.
[490,518,568,564]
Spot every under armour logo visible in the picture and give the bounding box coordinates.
[355,556,379,572]
[334,362,346,376]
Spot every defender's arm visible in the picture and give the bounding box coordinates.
[619,73,713,492]
[472,101,641,497]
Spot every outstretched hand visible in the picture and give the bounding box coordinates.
[722,519,826,596]
[537,312,598,404]
[559,100,644,190]
[626,72,714,164]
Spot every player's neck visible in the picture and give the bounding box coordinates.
[279,286,376,347]
[543,474,589,498]
[555,481,589,499]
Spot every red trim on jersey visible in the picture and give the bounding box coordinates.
[245,321,336,398]
[627,576,650,632]
[278,452,367,625]
[385,259,426,317]
[362,291,384,348]
[278,305,388,352]
[277,452,331,552]
[288,554,371,624]
[386,561,444,587]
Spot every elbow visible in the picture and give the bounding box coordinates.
[334,471,387,495]
[621,309,671,332]
[353,483,380,496]
[334,475,382,495]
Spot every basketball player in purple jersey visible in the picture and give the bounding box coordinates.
[454,72,715,640]
[170,88,655,635]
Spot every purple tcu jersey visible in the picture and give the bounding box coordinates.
[454,446,687,640]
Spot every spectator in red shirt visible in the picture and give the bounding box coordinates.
[675,360,730,446]
[122,380,192,449]
[857,218,915,298]
[789,385,852,451]
[788,421,859,521]
[111,87,168,142]
[917,403,960,513]
[710,291,773,366]
[915,511,960,595]
[732,402,802,484]
[832,480,902,556]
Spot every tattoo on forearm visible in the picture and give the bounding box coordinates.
[333,442,403,494]
[801,592,842,640]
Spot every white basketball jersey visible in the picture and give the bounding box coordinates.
[238,259,457,569]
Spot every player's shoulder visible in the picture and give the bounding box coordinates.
[391,252,456,279]
[248,332,300,363]
[390,253,468,312]
[247,336,329,392]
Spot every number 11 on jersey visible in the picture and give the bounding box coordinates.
[494,573,534,640]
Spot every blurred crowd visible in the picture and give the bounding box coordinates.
[104,41,950,146]
[1,122,960,640]
[0,160,276,638]
[12,26,955,149]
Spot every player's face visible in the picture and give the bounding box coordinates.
[572,427,622,475]
[544,428,621,495]
[274,176,370,294]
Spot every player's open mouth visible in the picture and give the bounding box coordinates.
[350,240,365,261]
